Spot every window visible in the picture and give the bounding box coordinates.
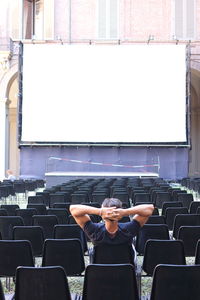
[98,0,119,39]
[23,0,54,40]
[174,0,196,39]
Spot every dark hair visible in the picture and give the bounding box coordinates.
[102,198,122,208]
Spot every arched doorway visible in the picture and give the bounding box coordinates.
[0,64,19,180]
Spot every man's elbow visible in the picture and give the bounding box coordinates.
[147,204,155,216]
[69,205,76,216]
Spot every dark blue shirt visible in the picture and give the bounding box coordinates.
[84,219,141,246]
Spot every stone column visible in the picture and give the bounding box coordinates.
[0,51,11,180]
[0,97,8,180]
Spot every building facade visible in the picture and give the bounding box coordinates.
[0,0,200,180]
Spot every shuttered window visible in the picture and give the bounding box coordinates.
[98,0,118,39]
[175,0,196,39]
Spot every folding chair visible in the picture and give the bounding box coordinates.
[82,264,139,300]
[42,239,85,276]
[14,266,78,300]
[150,264,200,300]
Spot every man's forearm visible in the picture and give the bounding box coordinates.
[70,204,100,217]
[122,204,154,217]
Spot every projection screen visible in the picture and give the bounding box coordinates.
[21,44,187,144]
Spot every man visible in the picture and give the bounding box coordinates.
[6,169,16,182]
[70,198,154,247]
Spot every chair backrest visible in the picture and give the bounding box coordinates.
[161,201,183,215]
[28,195,45,205]
[146,216,166,225]
[82,264,139,300]
[42,239,85,276]
[32,215,58,239]
[142,239,186,276]
[177,193,194,209]
[54,224,87,253]
[154,192,171,208]
[52,202,71,213]
[15,209,37,226]
[0,216,24,239]
[171,189,187,201]
[92,243,135,265]
[27,204,47,215]
[14,266,71,300]
[13,226,44,257]
[136,224,169,255]
[173,214,200,238]
[0,209,7,216]
[150,264,200,300]
[165,207,188,230]
[49,193,68,208]
[177,226,200,256]
[133,193,151,205]
[47,209,69,224]
[1,204,19,216]
[189,201,200,214]
[0,281,5,300]
[0,240,34,277]
[195,239,200,264]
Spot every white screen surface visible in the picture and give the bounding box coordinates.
[21,44,187,144]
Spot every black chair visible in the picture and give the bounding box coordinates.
[91,193,108,204]
[68,215,77,224]
[49,193,70,208]
[92,243,135,266]
[27,204,47,215]
[135,224,169,255]
[36,192,50,207]
[171,189,187,201]
[81,264,139,300]
[173,214,200,238]
[177,193,194,209]
[112,192,130,206]
[71,193,89,204]
[0,281,5,300]
[195,239,200,264]
[42,239,85,276]
[133,193,151,205]
[0,216,24,239]
[142,239,186,276]
[161,201,183,215]
[15,209,37,226]
[28,195,45,205]
[14,266,75,300]
[1,204,19,216]
[146,215,166,224]
[150,264,200,300]
[165,207,188,230]
[47,208,69,224]
[189,201,200,214]
[154,192,171,208]
[32,215,58,239]
[13,226,44,257]
[177,226,200,256]
[54,224,88,253]
[52,202,71,213]
[0,209,7,216]
[0,240,34,278]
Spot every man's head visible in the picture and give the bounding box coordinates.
[101,198,122,222]
[102,198,122,208]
